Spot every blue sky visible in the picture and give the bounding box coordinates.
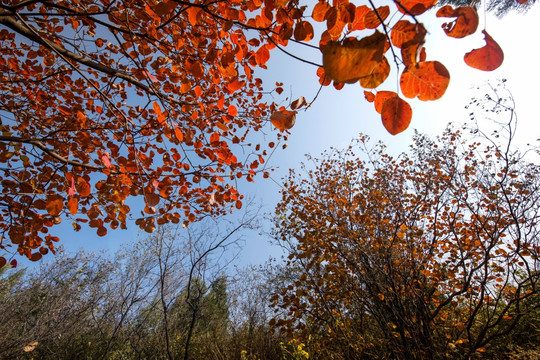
[13,3,540,269]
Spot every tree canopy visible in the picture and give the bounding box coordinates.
[271,87,540,359]
[0,0,531,265]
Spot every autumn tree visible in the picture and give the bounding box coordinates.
[270,86,540,359]
[0,0,528,265]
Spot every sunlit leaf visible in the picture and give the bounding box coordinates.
[400,61,450,101]
[67,197,78,216]
[364,6,390,29]
[374,90,398,113]
[364,90,375,102]
[313,1,331,22]
[381,96,412,135]
[464,30,504,71]
[271,110,297,131]
[46,196,63,216]
[294,21,314,41]
[436,6,479,38]
[291,96,309,110]
[359,56,390,89]
[322,31,387,84]
[396,0,438,15]
[391,20,426,48]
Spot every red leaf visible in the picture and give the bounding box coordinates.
[381,96,412,135]
[227,79,245,93]
[294,21,314,41]
[30,253,42,262]
[364,6,390,29]
[374,91,398,113]
[144,192,160,207]
[0,257,6,268]
[46,196,64,216]
[400,61,450,101]
[364,91,375,103]
[186,6,201,26]
[97,226,108,237]
[436,6,479,39]
[153,101,166,124]
[391,20,426,49]
[396,0,437,15]
[256,45,270,66]
[271,110,297,131]
[349,5,370,31]
[76,178,91,197]
[174,126,183,142]
[464,30,504,71]
[67,197,78,216]
[228,105,238,116]
[312,1,331,22]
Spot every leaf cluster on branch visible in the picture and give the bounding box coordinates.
[0,0,529,265]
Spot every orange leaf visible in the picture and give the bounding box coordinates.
[381,96,412,135]
[364,91,375,102]
[359,56,390,89]
[255,45,270,66]
[186,6,201,26]
[0,257,6,268]
[316,66,332,86]
[46,196,64,216]
[349,5,370,31]
[67,197,78,216]
[227,79,245,93]
[228,105,238,116]
[322,31,387,84]
[312,1,331,22]
[364,6,390,29]
[153,0,178,16]
[190,62,204,79]
[294,21,314,41]
[400,61,450,101]
[464,30,504,71]
[174,126,184,142]
[76,178,91,197]
[153,101,166,124]
[401,41,426,67]
[210,132,220,143]
[271,110,297,131]
[391,20,426,49]
[396,0,437,15]
[144,192,160,207]
[436,6,479,39]
[374,90,398,113]
[97,226,108,237]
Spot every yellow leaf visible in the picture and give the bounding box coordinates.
[322,31,386,84]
